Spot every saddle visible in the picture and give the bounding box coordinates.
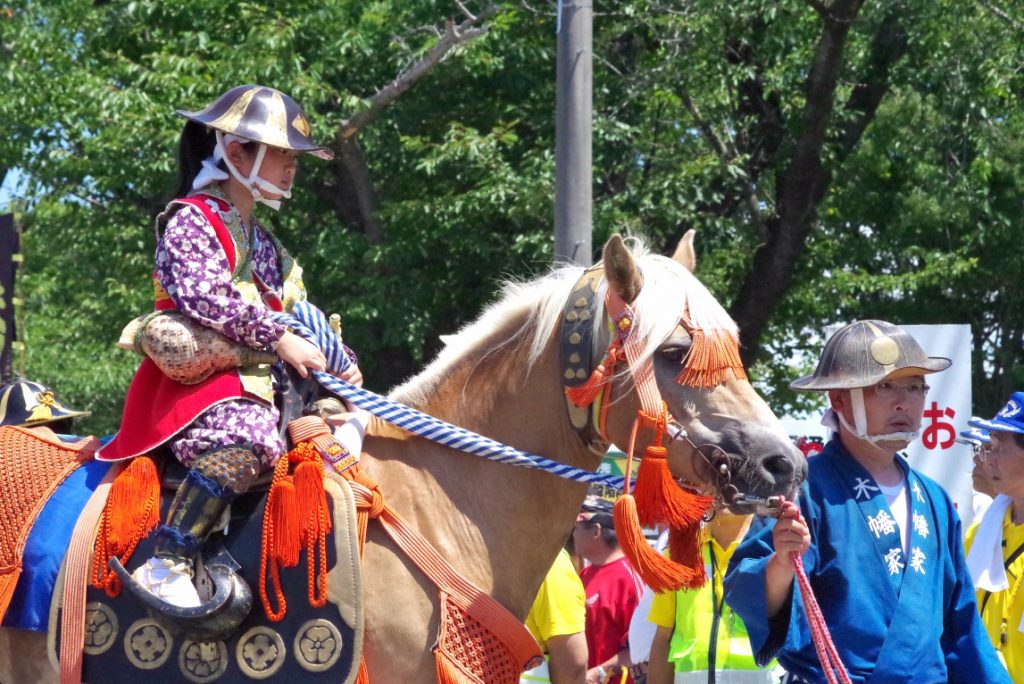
[50,454,364,683]
[5,365,541,682]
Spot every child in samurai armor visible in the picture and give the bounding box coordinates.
[96,85,363,609]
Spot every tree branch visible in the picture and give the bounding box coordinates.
[322,3,500,242]
[337,5,498,141]
[678,87,768,239]
[804,0,831,18]
[305,138,385,244]
[338,138,384,244]
[836,12,907,160]
[981,1,1024,31]
[729,0,867,363]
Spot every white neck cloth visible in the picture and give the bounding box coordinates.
[967,494,1013,592]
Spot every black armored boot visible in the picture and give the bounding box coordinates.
[131,445,260,608]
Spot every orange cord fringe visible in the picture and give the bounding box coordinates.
[90,456,161,597]
[675,329,747,388]
[259,441,331,621]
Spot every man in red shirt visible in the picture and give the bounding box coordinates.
[573,510,645,684]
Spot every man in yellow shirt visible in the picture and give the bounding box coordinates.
[965,393,1024,681]
[646,512,776,684]
[522,548,589,684]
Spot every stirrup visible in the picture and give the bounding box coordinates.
[131,557,201,609]
[111,546,252,642]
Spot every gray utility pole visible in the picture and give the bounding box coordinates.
[553,0,593,267]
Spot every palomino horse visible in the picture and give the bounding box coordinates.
[0,232,804,683]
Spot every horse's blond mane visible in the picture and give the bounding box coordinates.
[392,238,739,404]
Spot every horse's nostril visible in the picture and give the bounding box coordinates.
[760,453,795,481]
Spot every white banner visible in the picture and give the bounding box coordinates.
[900,325,975,526]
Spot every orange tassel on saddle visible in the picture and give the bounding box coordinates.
[260,437,333,621]
[91,455,161,596]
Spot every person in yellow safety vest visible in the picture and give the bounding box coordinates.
[965,393,1024,681]
[522,547,589,684]
[646,511,779,684]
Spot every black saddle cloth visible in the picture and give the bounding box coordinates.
[52,461,360,683]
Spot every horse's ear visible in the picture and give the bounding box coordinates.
[671,230,697,272]
[602,234,643,303]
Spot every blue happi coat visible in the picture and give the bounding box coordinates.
[723,437,1009,684]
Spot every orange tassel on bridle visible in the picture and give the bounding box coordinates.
[566,344,622,408]
[614,494,708,591]
[614,406,714,592]
[675,328,747,388]
[634,444,714,523]
[631,406,714,530]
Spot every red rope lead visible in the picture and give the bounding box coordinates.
[789,507,851,684]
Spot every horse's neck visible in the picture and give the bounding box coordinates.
[361,337,597,617]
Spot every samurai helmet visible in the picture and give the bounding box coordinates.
[0,380,91,428]
[178,85,333,210]
[177,85,333,161]
[792,320,949,448]
[790,320,950,392]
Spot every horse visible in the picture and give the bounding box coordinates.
[0,232,805,683]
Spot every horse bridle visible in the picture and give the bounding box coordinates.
[556,265,743,511]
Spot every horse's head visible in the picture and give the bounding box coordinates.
[571,233,805,513]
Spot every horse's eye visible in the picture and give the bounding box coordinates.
[659,344,690,365]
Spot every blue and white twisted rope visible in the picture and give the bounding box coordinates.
[273,301,626,491]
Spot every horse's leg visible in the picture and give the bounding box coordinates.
[0,627,56,684]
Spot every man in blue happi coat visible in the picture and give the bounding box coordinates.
[724,320,1009,683]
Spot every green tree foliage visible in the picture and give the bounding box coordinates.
[1,0,1021,433]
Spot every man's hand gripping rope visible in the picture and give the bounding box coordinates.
[746,495,851,684]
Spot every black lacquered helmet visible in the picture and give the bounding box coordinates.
[0,380,91,428]
[176,85,334,160]
[791,320,950,392]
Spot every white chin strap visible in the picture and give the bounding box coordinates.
[833,388,918,447]
[213,131,291,211]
